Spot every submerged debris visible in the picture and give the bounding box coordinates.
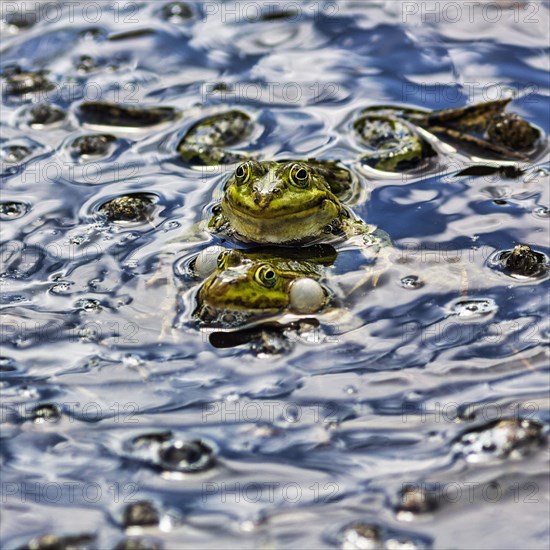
[177,111,254,166]
[99,195,154,222]
[0,201,29,220]
[455,418,546,463]
[395,484,440,517]
[114,538,163,550]
[29,403,61,424]
[123,501,160,528]
[27,104,66,127]
[71,134,116,157]
[487,113,540,151]
[3,69,54,97]
[79,102,180,128]
[503,244,547,277]
[158,438,215,473]
[16,533,96,550]
[1,144,32,163]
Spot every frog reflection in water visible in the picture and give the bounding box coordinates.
[209,159,386,246]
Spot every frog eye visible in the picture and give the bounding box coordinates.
[289,164,310,188]
[217,251,228,269]
[235,162,251,185]
[254,264,278,287]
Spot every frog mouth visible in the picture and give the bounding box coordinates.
[224,199,334,220]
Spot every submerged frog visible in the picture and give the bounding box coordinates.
[177,110,254,166]
[99,194,155,222]
[353,109,436,172]
[208,159,386,246]
[193,245,337,327]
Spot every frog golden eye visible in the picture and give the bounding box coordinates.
[254,264,278,287]
[289,164,310,187]
[235,162,251,185]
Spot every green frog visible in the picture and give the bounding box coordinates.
[177,110,254,166]
[353,109,436,172]
[208,159,387,247]
[193,245,337,327]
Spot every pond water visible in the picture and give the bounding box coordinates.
[1,1,549,549]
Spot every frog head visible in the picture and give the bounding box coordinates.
[221,160,344,243]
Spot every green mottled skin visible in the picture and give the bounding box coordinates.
[209,159,375,244]
[196,247,335,317]
[353,114,428,171]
